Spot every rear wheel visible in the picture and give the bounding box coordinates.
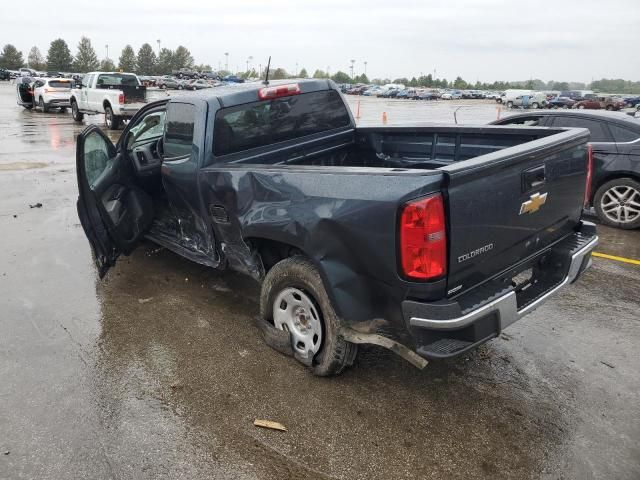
[260,256,357,376]
[71,100,84,122]
[506,101,514,108]
[578,104,586,109]
[594,178,640,229]
[605,105,614,111]
[104,105,121,130]
[531,102,540,109]
[39,97,49,113]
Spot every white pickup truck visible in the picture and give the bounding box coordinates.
[70,72,147,130]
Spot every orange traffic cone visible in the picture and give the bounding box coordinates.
[382,111,388,124]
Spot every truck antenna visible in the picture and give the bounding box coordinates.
[263,56,271,85]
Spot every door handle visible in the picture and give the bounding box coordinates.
[522,164,546,192]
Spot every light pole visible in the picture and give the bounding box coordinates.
[350,59,355,79]
[327,65,330,77]
[246,56,253,73]
[295,62,298,76]
[105,44,109,60]
[364,61,367,77]
[157,39,161,57]
[224,52,229,72]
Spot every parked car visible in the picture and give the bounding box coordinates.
[492,110,640,229]
[16,77,35,109]
[70,72,148,130]
[222,75,245,83]
[547,96,576,109]
[395,89,415,99]
[19,67,37,77]
[200,71,221,80]
[0,68,10,81]
[156,76,185,90]
[574,95,626,111]
[505,93,547,109]
[362,86,383,96]
[414,89,438,100]
[441,90,462,100]
[187,79,211,90]
[74,79,596,376]
[31,78,73,112]
[622,96,640,108]
[172,68,200,79]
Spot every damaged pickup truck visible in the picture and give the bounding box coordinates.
[76,79,597,375]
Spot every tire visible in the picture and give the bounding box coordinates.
[593,178,640,229]
[59,107,67,113]
[39,97,49,113]
[605,105,613,111]
[506,101,514,108]
[578,105,585,109]
[178,84,183,90]
[260,256,357,376]
[71,100,84,122]
[104,105,121,130]
[531,102,539,109]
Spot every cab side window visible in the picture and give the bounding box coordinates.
[549,116,612,142]
[164,103,196,159]
[82,74,93,88]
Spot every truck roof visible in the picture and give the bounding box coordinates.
[177,79,335,109]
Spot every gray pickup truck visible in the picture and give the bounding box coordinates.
[76,79,597,375]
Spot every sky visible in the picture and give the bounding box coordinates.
[1,0,639,83]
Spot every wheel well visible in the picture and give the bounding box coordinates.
[591,173,640,202]
[246,238,305,273]
[103,100,111,110]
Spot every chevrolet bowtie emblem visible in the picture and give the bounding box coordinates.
[519,192,548,215]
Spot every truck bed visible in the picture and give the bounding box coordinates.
[223,125,560,170]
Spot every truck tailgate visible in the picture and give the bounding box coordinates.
[440,128,590,296]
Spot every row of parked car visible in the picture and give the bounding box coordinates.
[340,83,640,112]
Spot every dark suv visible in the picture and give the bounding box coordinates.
[492,110,640,229]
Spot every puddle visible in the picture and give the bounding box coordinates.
[0,162,49,170]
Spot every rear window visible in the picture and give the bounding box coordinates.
[214,90,352,156]
[96,74,139,87]
[48,80,72,89]
[164,103,196,158]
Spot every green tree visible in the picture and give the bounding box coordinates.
[271,67,289,80]
[46,39,73,71]
[0,44,24,69]
[100,58,116,71]
[73,37,99,73]
[354,73,369,84]
[550,81,569,91]
[331,71,351,83]
[118,45,137,72]
[298,68,308,78]
[156,48,173,74]
[27,46,45,70]
[173,45,194,70]
[136,43,157,75]
[392,77,409,85]
[453,76,467,89]
[409,76,418,87]
[312,69,328,79]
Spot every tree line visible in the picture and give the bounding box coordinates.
[1,40,639,93]
[0,38,197,75]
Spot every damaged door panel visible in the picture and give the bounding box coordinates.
[76,79,597,376]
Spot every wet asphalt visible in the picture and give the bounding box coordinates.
[0,82,639,480]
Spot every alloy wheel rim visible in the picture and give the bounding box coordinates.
[601,185,640,224]
[273,287,323,356]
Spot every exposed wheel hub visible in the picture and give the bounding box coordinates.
[273,287,322,356]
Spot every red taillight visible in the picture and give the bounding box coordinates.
[118,93,125,104]
[584,144,594,207]
[399,194,447,280]
[257,83,300,100]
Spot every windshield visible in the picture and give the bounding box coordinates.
[96,74,139,87]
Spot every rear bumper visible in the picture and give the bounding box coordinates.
[403,222,597,359]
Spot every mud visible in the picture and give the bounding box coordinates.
[0,81,638,480]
